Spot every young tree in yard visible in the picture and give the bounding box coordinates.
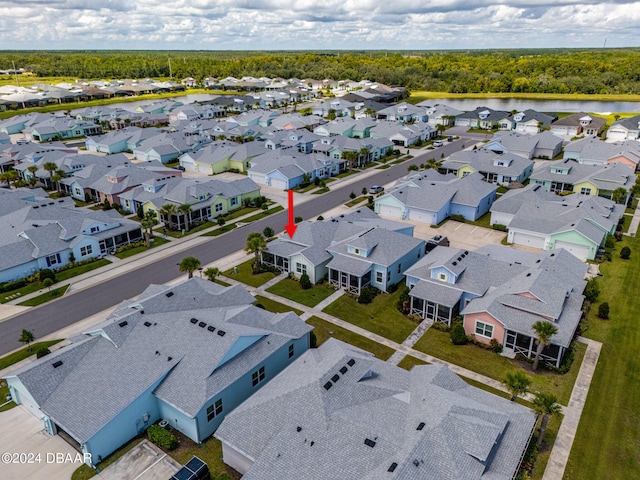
[140,210,158,247]
[533,392,561,446]
[598,302,610,319]
[620,246,631,259]
[43,161,57,189]
[178,204,192,232]
[42,277,54,292]
[532,321,558,371]
[159,203,177,230]
[361,187,367,196]
[263,226,274,239]
[245,232,266,274]
[203,267,220,282]
[502,371,531,401]
[300,273,312,289]
[179,256,201,279]
[19,329,35,351]
[584,278,600,303]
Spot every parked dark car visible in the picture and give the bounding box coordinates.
[425,235,450,253]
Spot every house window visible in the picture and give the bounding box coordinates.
[80,245,93,256]
[230,197,238,206]
[376,271,383,283]
[215,202,223,212]
[397,263,402,274]
[475,321,494,338]
[580,187,592,195]
[438,273,448,282]
[47,254,61,267]
[252,366,265,387]
[296,263,307,275]
[206,399,223,421]
[90,226,99,233]
[387,271,391,282]
[289,344,295,358]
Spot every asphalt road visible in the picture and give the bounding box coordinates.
[0,138,475,355]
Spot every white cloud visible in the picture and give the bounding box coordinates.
[0,0,638,49]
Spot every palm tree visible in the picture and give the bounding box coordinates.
[245,232,266,274]
[533,392,562,446]
[425,158,442,170]
[435,123,444,138]
[140,210,158,247]
[178,203,192,232]
[19,329,35,351]
[3,169,19,188]
[179,256,201,279]
[203,267,220,282]
[532,321,558,370]
[159,203,177,230]
[51,169,66,192]
[341,150,358,170]
[359,147,371,167]
[43,161,58,190]
[502,371,531,401]
[27,165,39,186]
[612,187,627,204]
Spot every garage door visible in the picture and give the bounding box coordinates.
[554,241,590,261]
[408,208,436,224]
[511,231,545,249]
[249,172,267,185]
[377,204,402,219]
[181,160,197,172]
[269,177,288,190]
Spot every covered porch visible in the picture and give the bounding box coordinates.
[503,330,564,368]
[326,256,372,295]
[97,227,143,254]
[408,281,462,326]
[261,251,289,273]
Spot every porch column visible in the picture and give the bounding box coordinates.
[358,276,362,295]
[528,336,535,358]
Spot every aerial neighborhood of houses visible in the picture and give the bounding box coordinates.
[1,75,638,479]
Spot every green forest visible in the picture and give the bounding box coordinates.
[2,48,640,95]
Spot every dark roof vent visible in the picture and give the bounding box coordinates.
[190,318,198,324]
[167,356,172,361]
[452,261,457,266]
[323,381,332,390]
[413,459,420,467]
[388,463,398,472]
[347,358,356,367]
[217,330,226,337]
[417,422,425,431]
[340,366,348,374]
[364,438,376,448]
[144,321,152,327]
[457,257,462,261]
[331,374,340,382]
[165,291,174,298]
[118,321,128,327]
[310,441,314,446]
[296,426,302,432]
[207,325,215,332]
[52,361,63,368]
[464,250,469,255]
[198,322,206,328]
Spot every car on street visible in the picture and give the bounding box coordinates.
[369,185,384,194]
[433,140,444,147]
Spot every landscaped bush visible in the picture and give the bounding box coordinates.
[115,240,146,253]
[217,217,226,226]
[38,269,56,282]
[357,286,379,304]
[396,285,411,313]
[147,424,177,450]
[0,279,28,293]
[605,235,615,249]
[36,347,51,358]
[450,323,468,345]
[598,302,610,319]
[299,273,312,290]
[584,278,600,303]
[492,223,507,232]
[620,246,631,259]
[490,338,503,354]
[386,282,399,294]
[449,214,466,222]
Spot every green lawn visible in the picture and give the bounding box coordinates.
[18,285,69,306]
[223,259,278,287]
[322,289,417,344]
[345,196,368,207]
[0,340,63,371]
[168,436,231,479]
[565,235,640,479]
[114,237,170,259]
[253,295,303,316]
[412,328,586,405]
[306,316,395,360]
[0,379,17,412]
[396,355,429,371]
[266,278,335,307]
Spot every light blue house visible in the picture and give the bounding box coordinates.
[262,208,425,294]
[440,149,534,186]
[374,171,497,224]
[6,278,312,465]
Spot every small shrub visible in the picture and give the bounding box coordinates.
[349,191,356,199]
[314,176,320,186]
[450,323,468,345]
[387,282,399,294]
[450,214,466,222]
[431,322,450,332]
[299,273,312,290]
[357,286,379,304]
[492,223,507,232]
[396,285,411,313]
[295,216,303,223]
[263,226,274,238]
[36,347,51,358]
[316,215,324,221]
[147,424,177,450]
[584,278,600,303]
[598,302,610,319]
[490,338,503,354]
[217,217,226,226]
[38,269,56,282]
[620,246,631,259]
[605,235,615,249]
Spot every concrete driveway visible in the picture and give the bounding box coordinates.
[97,440,180,480]
[404,219,507,250]
[0,406,82,480]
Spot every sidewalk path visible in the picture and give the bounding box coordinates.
[624,199,640,236]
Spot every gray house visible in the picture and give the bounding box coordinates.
[215,338,536,480]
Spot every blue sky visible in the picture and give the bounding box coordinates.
[0,0,638,50]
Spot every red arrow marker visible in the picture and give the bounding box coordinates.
[284,189,297,238]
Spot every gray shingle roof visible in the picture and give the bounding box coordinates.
[215,338,536,480]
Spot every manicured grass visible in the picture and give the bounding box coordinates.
[412,328,586,405]
[224,206,259,220]
[565,235,640,479]
[213,278,231,287]
[396,355,428,371]
[114,237,170,259]
[71,437,144,480]
[266,278,336,307]
[624,198,638,214]
[312,187,330,194]
[335,170,358,179]
[223,259,278,287]
[306,316,395,360]
[241,205,283,222]
[322,289,417,344]
[345,196,368,207]
[0,379,17,412]
[168,436,230,478]
[254,295,303,316]
[55,259,111,282]
[0,340,63,371]
[18,285,69,306]
[620,214,631,233]
[202,222,238,237]
[2,281,50,304]
[462,212,492,228]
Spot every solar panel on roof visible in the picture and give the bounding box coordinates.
[364,438,376,448]
[340,366,348,374]
[347,358,356,366]
[217,330,226,337]
[190,318,198,324]
[417,422,425,431]
[388,463,398,472]
[118,321,128,327]
[166,292,174,297]
[198,322,206,328]
[207,326,215,332]
[52,361,63,368]
[331,374,339,382]
[323,381,332,390]
[144,321,152,327]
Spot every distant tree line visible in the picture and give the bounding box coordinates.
[2,48,640,95]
